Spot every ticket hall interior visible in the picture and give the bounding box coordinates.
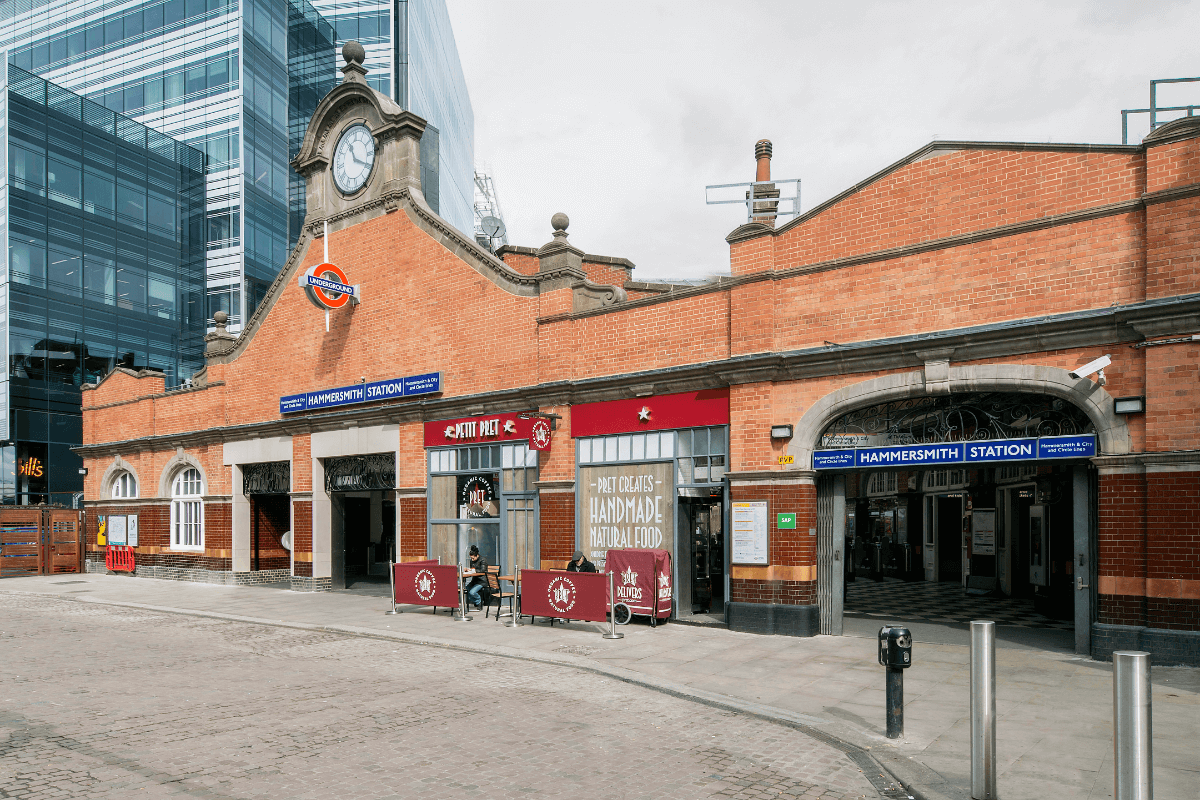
[813,392,1096,647]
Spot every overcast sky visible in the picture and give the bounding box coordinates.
[445,1,1199,281]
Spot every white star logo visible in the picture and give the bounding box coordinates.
[444,425,455,439]
[553,582,571,606]
[622,566,638,586]
[418,575,431,593]
[637,406,651,422]
[503,420,516,434]
[658,572,670,587]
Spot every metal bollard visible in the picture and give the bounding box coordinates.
[385,560,398,614]
[1113,651,1152,800]
[970,620,997,800]
[602,570,623,640]
[503,562,522,628]
[452,562,473,621]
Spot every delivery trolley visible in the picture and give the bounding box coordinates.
[605,548,672,627]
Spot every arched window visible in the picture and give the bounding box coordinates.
[110,471,137,499]
[170,467,203,550]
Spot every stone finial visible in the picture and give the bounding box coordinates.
[341,41,368,83]
[537,212,583,273]
[205,310,236,358]
[342,40,366,66]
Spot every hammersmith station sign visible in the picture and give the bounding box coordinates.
[280,372,441,414]
[812,434,1096,470]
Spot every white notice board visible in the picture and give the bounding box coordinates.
[972,509,996,556]
[108,515,127,546]
[126,515,138,547]
[732,501,769,565]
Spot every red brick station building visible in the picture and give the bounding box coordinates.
[80,48,1200,665]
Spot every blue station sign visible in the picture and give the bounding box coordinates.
[813,434,1095,469]
[280,371,442,414]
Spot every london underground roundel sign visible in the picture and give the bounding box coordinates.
[299,262,361,310]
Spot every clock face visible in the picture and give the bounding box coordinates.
[333,124,375,194]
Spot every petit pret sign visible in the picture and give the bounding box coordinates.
[280,372,441,414]
[299,262,359,310]
[422,413,542,447]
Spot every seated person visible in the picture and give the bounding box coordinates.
[566,550,597,572]
[464,545,489,609]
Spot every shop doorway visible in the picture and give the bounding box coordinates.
[250,494,290,572]
[330,491,395,591]
[934,494,964,584]
[678,496,725,618]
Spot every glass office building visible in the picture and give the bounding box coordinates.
[309,0,474,235]
[0,62,206,505]
[0,0,338,331]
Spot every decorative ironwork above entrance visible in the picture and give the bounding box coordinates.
[324,453,396,493]
[242,461,290,495]
[819,392,1095,448]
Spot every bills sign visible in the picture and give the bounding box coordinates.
[813,434,1096,469]
[280,372,441,414]
[300,263,359,310]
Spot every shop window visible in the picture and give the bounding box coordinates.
[170,467,203,550]
[923,469,967,491]
[997,465,1038,484]
[866,472,899,497]
[111,471,137,499]
[429,442,538,571]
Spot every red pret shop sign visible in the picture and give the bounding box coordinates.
[423,412,549,449]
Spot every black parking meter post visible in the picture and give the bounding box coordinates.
[886,666,904,738]
[878,625,912,740]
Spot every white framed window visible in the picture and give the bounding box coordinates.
[110,471,137,499]
[170,467,203,551]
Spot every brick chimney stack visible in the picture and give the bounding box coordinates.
[750,139,779,226]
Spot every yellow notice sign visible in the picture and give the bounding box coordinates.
[97,515,107,546]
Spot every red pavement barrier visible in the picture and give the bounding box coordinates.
[520,569,610,623]
[105,545,135,572]
[606,548,672,621]
[392,563,460,610]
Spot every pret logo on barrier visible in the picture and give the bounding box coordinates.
[547,575,578,614]
[414,569,436,602]
[300,262,360,310]
[658,571,671,602]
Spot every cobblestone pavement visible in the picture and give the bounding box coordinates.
[0,593,878,799]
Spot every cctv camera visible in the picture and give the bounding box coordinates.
[1069,354,1111,381]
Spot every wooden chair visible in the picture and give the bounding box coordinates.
[484,566,514,620]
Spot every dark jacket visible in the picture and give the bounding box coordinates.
[567,557,597,573]
[466,556,489,588]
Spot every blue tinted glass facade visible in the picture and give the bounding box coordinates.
[309,0,473,236]
[1,63,206,505]
[0,0,337,332]
[287,0,338,249]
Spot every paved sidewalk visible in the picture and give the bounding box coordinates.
[6,574,1197,800]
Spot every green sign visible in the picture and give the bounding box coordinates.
[777,513,796,529]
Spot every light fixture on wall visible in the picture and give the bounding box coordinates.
[770,424,793,439]
[1114,396,1145,414]
[78,467,88,476]
[517,410,561,431]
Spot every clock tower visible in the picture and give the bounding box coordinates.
[291,41,429,233]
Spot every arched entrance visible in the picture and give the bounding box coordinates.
[793,364,1129,654]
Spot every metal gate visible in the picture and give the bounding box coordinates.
[0,508,83,577]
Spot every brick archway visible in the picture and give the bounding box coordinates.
[787,364,1132,468]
